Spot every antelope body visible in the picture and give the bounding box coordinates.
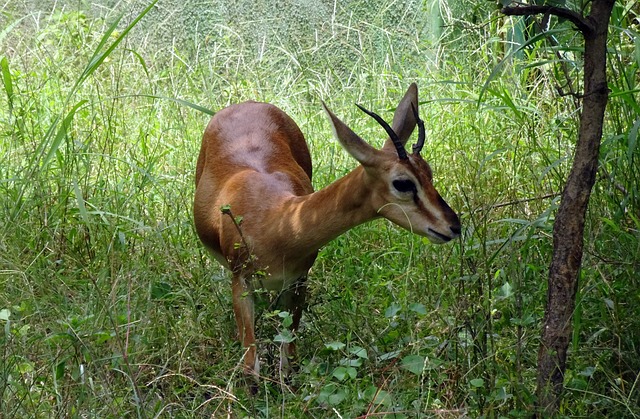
[193,84,460,380]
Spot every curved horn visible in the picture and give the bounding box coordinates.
[411,103,425,155]
[356,104,408,160]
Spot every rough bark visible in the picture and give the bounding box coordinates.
[502,0,615,415]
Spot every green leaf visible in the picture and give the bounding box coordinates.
[408,302,427,315]
[0,308,10,321]
[378,350,401,361]
[318,383,347,406]
[579,366,596,377]
[498,282,513,299]
[604,298,614,309]
[150,281,172,300]
[470,378,485,388]
[491,386,513,401]
[116,231,127,250]
[55,361,65,380]
[364,386,393,406]
[385,302,402,318]
[18,361,34,374]
[274,329,295,343]
[332,366,357,381]
[325,341,345,351]
[349,346,367,359]
[339,358,362,367]
[511,314,535,326]
[569,377,588,390]
[93,331,113,345]
[401,354,426,375]
[373,389,393,405]
[15,324,30,338]
[278,311,293,328]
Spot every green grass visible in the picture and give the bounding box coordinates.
[0,1,638,417]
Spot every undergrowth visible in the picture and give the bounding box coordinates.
[0,0,638,417]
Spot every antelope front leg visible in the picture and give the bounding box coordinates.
[231,274,258,378]
[276,278,307,374]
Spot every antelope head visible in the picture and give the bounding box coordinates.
[322,83,461,243]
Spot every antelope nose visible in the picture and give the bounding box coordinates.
[450,224,461,236]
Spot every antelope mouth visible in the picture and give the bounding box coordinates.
[427,228,454,244]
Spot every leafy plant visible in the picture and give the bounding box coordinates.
[0,0,637,417]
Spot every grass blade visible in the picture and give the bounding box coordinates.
[72,178,90,227]
[41,100,87,170]
[71,0,158,95]
[0,57,14,113]
[129,94,215,116]
[0,15,26,45]
[479,28,568,104]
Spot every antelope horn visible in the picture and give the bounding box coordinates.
[356,104,408,160]
[411,103,425,155]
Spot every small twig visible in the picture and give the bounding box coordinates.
[557,82,610,100]
[501,4,594,36]
[221,205,250,251]
[599,166,629,195]
[467,193,560,215]
[220,205,267,291]
[556,85,583,99]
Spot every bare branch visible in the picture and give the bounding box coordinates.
[468,193,560,215]
[501,5,594,35]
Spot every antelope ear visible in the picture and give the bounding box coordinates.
[322,101,378,167]
[383,83,418,150]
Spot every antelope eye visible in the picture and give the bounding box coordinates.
[392,179,416,193]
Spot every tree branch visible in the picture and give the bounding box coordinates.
[501,5,594,36]
[468,193,560,215]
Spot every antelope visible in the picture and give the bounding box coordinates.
[193,83,461,381]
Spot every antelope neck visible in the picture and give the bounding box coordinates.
[282,166,376,253]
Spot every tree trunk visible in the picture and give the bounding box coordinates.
[502,0,616,415]
[534,1,615,415]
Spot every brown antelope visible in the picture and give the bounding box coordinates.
[193,83,460,381]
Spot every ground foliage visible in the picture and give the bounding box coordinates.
[0,0,639,417]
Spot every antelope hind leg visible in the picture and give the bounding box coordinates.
[231,274,259,379]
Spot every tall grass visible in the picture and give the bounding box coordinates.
[0,1,638,417]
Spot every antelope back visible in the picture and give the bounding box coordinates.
[193,102,315,272]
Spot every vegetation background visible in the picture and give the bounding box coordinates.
[0,0,638,417]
